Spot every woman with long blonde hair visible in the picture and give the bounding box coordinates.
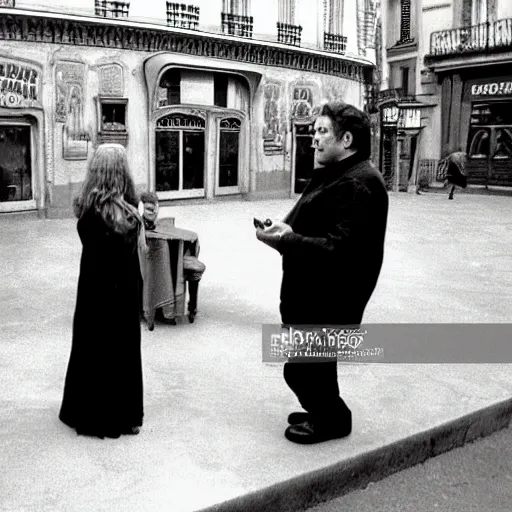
[60,144,145,439]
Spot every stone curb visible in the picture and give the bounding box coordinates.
[197,397,512,512]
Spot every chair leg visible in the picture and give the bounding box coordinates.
[187,280,199,322]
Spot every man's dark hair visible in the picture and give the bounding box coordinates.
[318,102,372,159]
[140,191,158,204]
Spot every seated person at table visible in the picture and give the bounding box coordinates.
[140,191,159,231]
[139,191,206,321]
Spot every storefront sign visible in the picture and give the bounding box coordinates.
[471,82,512,96]
[0,61,40,108]
[157,114,206,129]
[398,108,421,129]
[0,0,15,7]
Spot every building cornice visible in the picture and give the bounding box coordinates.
[425,50,512,73]
[0,8,374,83]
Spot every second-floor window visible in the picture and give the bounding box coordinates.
[472,0,487,25]
[95,0,130,18]
[221,0,253,38]
[462,0,490,27]
[277,0,302,46]
[166,3,200,30]
[324,0,347,54]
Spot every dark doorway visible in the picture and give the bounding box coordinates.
[0,125,32,202]
[293,123,314,194]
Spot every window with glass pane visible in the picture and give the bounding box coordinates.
[214,74,228,108]
[183,131,205,189]
[467,127,490,158]
[494,128,512,159]
[470,102,512,125]
[156,131,180,191]
[219,118,240,188]
[158,69,181,107]
[0,126,32,202]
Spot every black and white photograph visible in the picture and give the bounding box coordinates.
[1,0,512,511]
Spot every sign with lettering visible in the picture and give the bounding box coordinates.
[0,0,15,7]
[471,82,512,96]
[398,108,421,129]
[0,61,40,108]
[157,114,205,129]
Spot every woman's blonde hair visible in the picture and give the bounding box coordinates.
[74,144,140,235]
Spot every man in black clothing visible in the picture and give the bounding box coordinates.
[256,102,389,444]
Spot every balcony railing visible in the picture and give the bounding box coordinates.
[221,12,253,38]
[277,22,302,46]
[430,17,512,56]
[323,32,347,54]
[166,3,199,30]
[95,0,129,18]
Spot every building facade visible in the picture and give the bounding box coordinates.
[0,0,377,217]
[377,0,512,191]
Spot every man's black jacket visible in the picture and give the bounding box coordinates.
[277,152,389,325]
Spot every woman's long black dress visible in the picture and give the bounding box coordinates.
[59,208,144,438]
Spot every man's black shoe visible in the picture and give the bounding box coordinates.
[287,412,310,424]
[285,420,351,444]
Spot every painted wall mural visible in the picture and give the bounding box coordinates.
[55,61,90,160]
[291,83,319,120]
[321,77,349,103]
[262,80,286,155]
[0,60,40,108]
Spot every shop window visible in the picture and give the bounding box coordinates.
[468,128,490,158]
[470,102,512,126]
[97,98,128,145]
[155,114,205,192]
[0,125,32,202]
[158,69,181,108]
[218,118,241,188]
[493,129,512,159]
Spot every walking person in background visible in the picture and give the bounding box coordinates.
[59,143,145,439]
[256,102,389,444]
[442,149,468,200]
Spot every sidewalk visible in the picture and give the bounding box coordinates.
[422,182,512,197]
[1,194,512,512]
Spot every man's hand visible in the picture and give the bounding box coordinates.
[255,220,293,251]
